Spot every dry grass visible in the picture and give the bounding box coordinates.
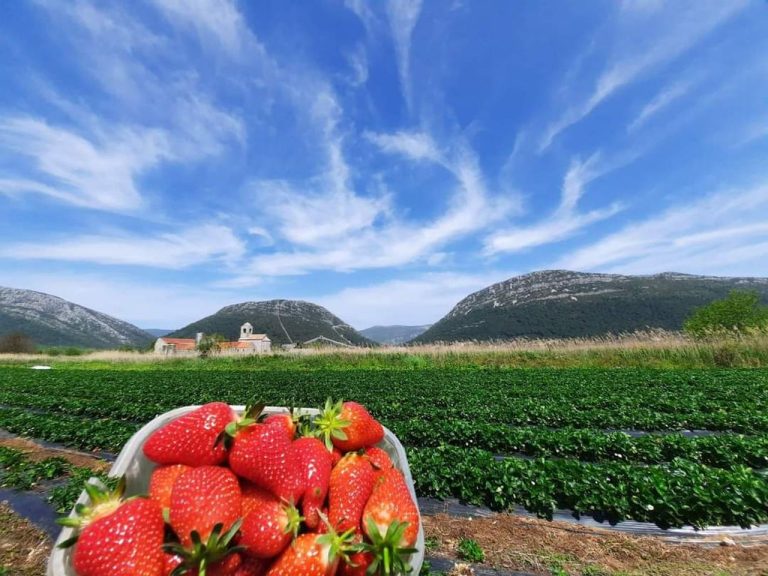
[424,513,768,575]
[0,503,51,576]
[2,330,768,369]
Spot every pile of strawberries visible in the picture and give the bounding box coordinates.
[58,400,420,576]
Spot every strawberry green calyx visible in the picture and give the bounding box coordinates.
[362,518,418,576]
[315,398,352,450]
[315,510,357,566]
[56,476,127,547]
[215,402,265,448]
[163,520,245,576]
[283,501,304,540]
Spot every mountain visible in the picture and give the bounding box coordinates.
[168,299,374,347]
[0,287,154,348]
[413,271,768,343]
[361,325,432,345]
[143,328,174,337]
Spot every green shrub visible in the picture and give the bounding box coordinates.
[684,290,768,338]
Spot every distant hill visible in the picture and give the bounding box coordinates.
[143,328,174,337]
[168,300,374,347]
[0,286,154,348]
[361,325,431,345]
[413,270,768,343]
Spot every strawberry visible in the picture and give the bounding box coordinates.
[70,497,165,576]
[163,516,245,576]
[360,468,420,576]
[340,550,374,576]
[144,402,235,466]
[234,554,270,576]
[316,400,384,452]
[228,422,303,503]
[169,466,242,548]
[328,454,375,534]
[265,524,354,576]
[149,464,190,513]
[240,482,274,518]
[331,447,343,467]
[263,412,297,440]
[291,436,333,529]
[239,495,302,558]
[363,468,419,548]
[339,534,374,576]
[164,552,242,576]
[364,447,394,480]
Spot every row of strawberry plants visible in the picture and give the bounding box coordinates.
[1,368,767,431]
[408,445,768,529]
[0,407,137,453]
[389,420,768,470]
[0,446,71,490]
[0,445,115,514]
[3,405,767,530]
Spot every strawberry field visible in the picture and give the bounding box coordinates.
[1,366,767,531]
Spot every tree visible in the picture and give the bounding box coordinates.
[196,333,226,358]
[684,290,768,337]
[0,332,37,353]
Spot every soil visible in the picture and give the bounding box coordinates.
[0,436,109,472]
[0,502,51,576]
[424,513,768,576]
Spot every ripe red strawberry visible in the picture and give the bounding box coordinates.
[164,551,243,576]
[240,482,274,518]
[291,436,333,529]
[234,555,270,576]
[339,534,374,576]
[340,550,374,576]
[364,446,394,480]
[169,466,242,547]
[265,527,354,576]
[144,402,235,466]
[264,412,296,440]
[72,497,165,576]
[331,447,343,466]
[240,495,302,558]
[328,454,375,534]
[149,464,190,512]
[228,423,303,503]
[316,400,384,452]
[357,468,420,576]
[363,468,420,548]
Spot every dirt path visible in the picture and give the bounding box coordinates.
[424,513,768,575]
[0,502,51,575]
[0,436,109,472]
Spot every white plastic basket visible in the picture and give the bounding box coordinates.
[48,405,424,576]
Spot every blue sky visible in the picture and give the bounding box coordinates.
[1,0,767,329]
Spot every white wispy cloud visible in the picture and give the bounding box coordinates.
[345,43,369,86]
[1,2,245,213]
[554,183,768,276]
[627,80,692,132]
[344,0,379,36]
[316,270,515,328]
[365,130,441,162]
[0,117,169,212]
[385,0,423,109]
[539,0,747,151]
[145,0,266,59]
[485,154,623,254]
[0,224,245,269]
[736,114,768,147]
[225,132,510,282]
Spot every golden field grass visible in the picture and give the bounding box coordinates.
[3,330,768,369]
